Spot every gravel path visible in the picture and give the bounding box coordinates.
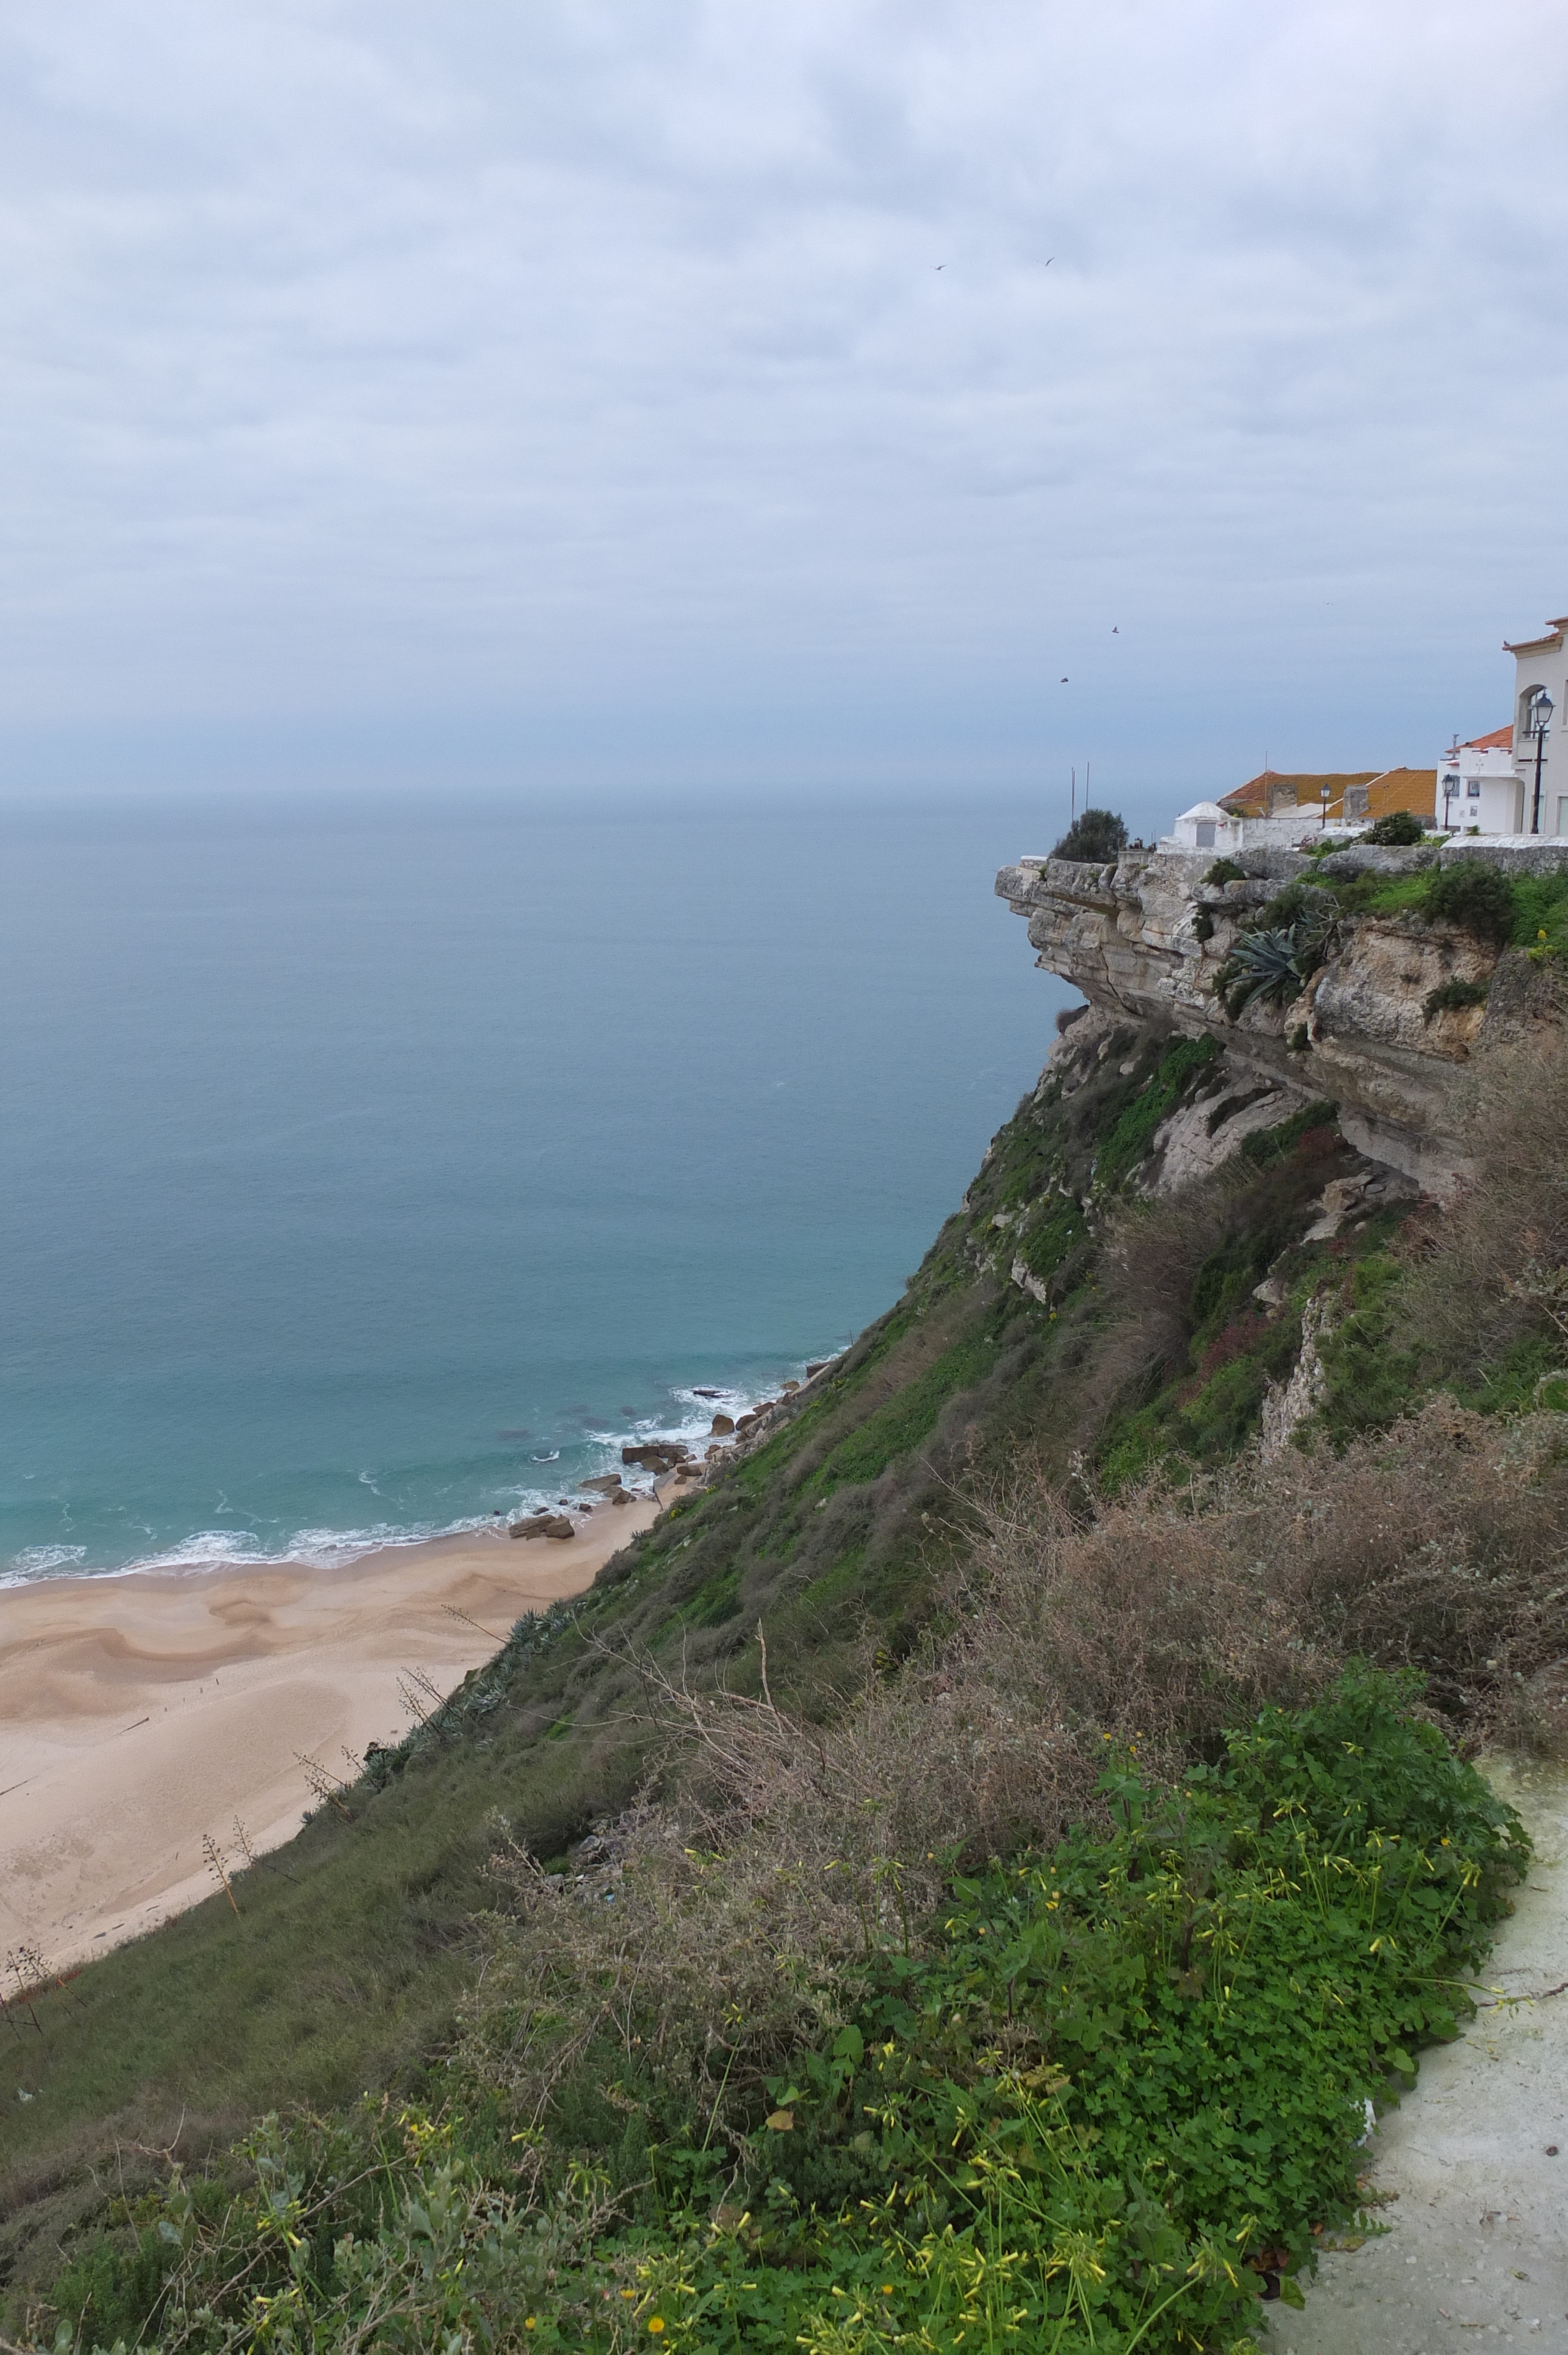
[1265,1758,1568,2355]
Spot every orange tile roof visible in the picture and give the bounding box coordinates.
[1218,769,1378,818]
[1363,768,1437,820]
[1463,725,1513,751]
[1218,767,1436,825]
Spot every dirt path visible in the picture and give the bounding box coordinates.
[1265,1757,1568,2355]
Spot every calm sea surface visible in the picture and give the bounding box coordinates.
[0,793,1070,1579]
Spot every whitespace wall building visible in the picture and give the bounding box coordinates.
[1504,614,1568,837]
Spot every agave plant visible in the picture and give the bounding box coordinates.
[1224,894,1338,1014]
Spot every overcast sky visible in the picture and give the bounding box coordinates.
[3,1,1567,814]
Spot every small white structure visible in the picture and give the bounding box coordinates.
[1168,801,1237,853]
[1436,727,1520,835]
[1160,800,1371,856]
[1505,613,1568,837]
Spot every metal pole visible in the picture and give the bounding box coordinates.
[1533,724,1546,835]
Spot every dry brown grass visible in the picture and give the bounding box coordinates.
[456,1023,1568,2151]
[1403,989,1568,1378]
[457,1392,1568,2153]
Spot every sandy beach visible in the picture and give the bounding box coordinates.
[0,1498,659,1976]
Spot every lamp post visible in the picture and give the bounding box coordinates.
[1319,781,1331,832]
[1529,690,1554,835]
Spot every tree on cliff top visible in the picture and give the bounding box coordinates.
[1051,807,1127,863]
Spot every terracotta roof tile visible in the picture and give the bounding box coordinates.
[1217,767,1435,824]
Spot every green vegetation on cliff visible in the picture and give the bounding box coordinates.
[5,995,1567,2354]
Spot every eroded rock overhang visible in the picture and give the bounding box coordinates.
[996,841,1568,1194]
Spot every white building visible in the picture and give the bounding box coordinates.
[1504,613,1568,837]
[1168,801,1240,853]
[1436,727,1519,835]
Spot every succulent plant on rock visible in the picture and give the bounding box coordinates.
[1221,893,1338,1016]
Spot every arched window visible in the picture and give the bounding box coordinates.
[1522,686,1553,739]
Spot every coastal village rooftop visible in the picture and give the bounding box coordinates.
[1163,766,1438,853]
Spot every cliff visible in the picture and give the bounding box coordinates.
[997,838,1568,1192]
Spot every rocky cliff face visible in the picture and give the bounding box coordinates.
[996,841,1566,1192]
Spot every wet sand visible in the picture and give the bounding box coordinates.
[0,1500,658,1973]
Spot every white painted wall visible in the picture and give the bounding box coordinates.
[1509,618,1568,835]
[1437,741,1522,835]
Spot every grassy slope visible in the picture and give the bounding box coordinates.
[0,1016,1421,2284]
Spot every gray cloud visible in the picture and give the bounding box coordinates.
[2,0,1566,808]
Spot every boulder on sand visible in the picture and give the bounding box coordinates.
[579,1472,624,1493]
[622,1441,691,1471]
[510,1512,575,1540]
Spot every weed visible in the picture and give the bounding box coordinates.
[1424,977,1489,1023]
[1422,861,1517,947]
[36,1675,1526,2355]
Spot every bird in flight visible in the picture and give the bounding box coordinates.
[1112,626,1118,634]
[1060,676,1069,684]
[935,263,945,270]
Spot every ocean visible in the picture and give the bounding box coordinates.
[0,792,1071,1580]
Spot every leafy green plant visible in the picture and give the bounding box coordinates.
[1051,808,1128,864]
[1421,861,1517,947]
[1217,888,1338,1014]
[39,1674,1523,2355]
[1365,810,1427,846]
[1423,977,1489,1023]
[1204,857,1246,886]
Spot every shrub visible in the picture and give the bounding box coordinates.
[54,1673,1527,2355]
[1423,859,1517,946]
[1050,807,1127,864]
[1424,976,1489,1023]
[1401,1000,1568,1382]
[1366,808,1427,845]
[1204,855,1246,885]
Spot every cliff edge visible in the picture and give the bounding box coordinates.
[998,838,1568,1192]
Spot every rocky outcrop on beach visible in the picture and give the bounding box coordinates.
[622,1439,691,1472]
[510,1512,575,1540]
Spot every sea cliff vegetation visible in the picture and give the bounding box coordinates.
[4,973,1568,2355]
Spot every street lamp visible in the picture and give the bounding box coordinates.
[1319,781,1332,831]
[1527,689,1554,835]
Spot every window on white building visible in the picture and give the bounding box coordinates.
[1467,780,1481,798]
[1195,821,1216,848]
